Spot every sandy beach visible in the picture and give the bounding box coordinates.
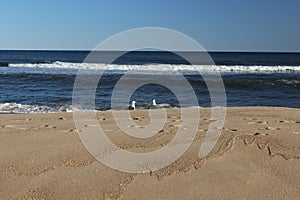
[0,107,299,199]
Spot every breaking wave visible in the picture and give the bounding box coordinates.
[4,61,300,74]
[0,103,74,114]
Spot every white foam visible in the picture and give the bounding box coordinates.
[279,79,300,85]
[0,103,74,114]
[6,61,300,74]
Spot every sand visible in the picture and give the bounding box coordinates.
[0,107,299,199]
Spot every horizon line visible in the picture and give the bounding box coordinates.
[0,49,300,53]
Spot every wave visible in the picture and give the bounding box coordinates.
[4,61,300,74]
[278,79,300,86]
[0,103,74,114]
[0,102,176,114]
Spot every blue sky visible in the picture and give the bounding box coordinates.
[0,0,299,51]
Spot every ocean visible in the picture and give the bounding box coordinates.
[0,50,299,113]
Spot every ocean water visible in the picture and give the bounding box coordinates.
[0,50,299,113]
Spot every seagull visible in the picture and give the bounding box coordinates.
[151,99,158,109]
[128,101,136,110]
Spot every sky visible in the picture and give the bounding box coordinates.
[0,0,299,51]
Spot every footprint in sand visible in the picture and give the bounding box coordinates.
[42,125,57,129]
[2,125,18,128]
[126,124,146,129]
[248,121,268,125]
[224,128,238,132]
[265,127,280,131]
[253,132,269,136]
[132,117,141,121]
[95,117,106,121]
[128,124,138,128]
[171,124,182,128]
[131,125,156,129]
[158,129,172,134]
[60,129,77,133]
[58,117,67,120]
[258,121,268,125]
[243,117,253,120]
[203,119,214,123]
[83,124,99,128]
[277,120,296,124]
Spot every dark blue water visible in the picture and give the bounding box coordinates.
[1,50,300,65]
[0,50,299,112]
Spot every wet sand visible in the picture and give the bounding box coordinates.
[0,107,299,199]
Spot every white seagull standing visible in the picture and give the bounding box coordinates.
[128,101,136,110]
[151,99,158,109]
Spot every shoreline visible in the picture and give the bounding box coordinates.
[0,107,299,199]
[1,105,300,115]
